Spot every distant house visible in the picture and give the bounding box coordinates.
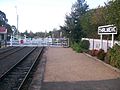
[0,26,7,47]
[0,10,7,42]
[52,30,63,38]
[0,26,7,41]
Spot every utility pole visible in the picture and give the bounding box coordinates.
[15,6,19,39]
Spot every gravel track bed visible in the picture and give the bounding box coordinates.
[0,47,34,77]
[0,47,21,59]
[0,46,14,53]
[0,47,43,90]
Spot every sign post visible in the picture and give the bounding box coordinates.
[98,25,117,49]
[100,34,103,49]
[10,35,13,46]
[111,34,114,47]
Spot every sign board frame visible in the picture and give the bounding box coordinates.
[98,25,117,49]
[98,25,117,35]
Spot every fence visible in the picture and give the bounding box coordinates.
[0,40,7,48]
[82,38,119,52]
[8,38,69,47]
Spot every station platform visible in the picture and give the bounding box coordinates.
[29,47,120,90]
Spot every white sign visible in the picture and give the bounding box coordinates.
[98,25,117,35]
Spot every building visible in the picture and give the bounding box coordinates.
[0,26,7,47]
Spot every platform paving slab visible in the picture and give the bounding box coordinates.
[41,47,120,90]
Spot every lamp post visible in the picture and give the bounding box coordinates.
[15,6,19,39]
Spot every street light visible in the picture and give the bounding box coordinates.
[15,6,19,39]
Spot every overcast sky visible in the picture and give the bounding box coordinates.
[0,0,108,33]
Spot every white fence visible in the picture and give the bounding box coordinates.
[82,38,119,52]
[8,38,69,47]
[8,37,120,51]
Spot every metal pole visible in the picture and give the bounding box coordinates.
[100,34,103,49]
[107,36,108,51]
[10,35,12,46]
[93,38,94,50]
[111,34,114,47]
[15,6,19,39]
[68,38,69,47]
[17,14,19,35]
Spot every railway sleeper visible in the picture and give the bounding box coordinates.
[0,47,44,90]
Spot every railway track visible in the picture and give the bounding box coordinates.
[0,47,44,90]
[0,47,25,60]
[0,46,15,54]
[0,47,35,77]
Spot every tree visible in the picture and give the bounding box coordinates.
[61,0,120,42]
[34,32,46,38]
[106,0,120,39]
[0,10,8,26]
[6,24,12,35]
[24,30,29,37]
[48,31,52,37]
[80,10,93,38]
[60,26,69,38]
[29,31,34,38]
[80,6,109,38]
[11,25,17,35]
[0,10,13,41]
[64,0,88,43]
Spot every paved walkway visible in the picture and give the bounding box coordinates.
[41,47,120,90]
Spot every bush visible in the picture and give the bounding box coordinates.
[71,40,90,53]
[76,45,83,53]
[80,40,90,50]
[107,44,120,69]
[97,49,106,61]
[71,42,83,53]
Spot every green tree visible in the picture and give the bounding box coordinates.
[24,30,29,36]
[34,32,46,38]
[11,25,17,35]
[80,6,108,38]
[80,10,93,38]
[29,31,34,38]
[60,26,69,38]
[0,10,8,26]
[64,0,88,43]
[6,24,12,35]
[106,0,120,39]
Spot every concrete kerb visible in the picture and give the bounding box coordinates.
[83,53,120,74]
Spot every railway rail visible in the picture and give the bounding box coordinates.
[0,47,44,90]
[0,47,35,77]
[0,47,25,60]
[0,46,15,54]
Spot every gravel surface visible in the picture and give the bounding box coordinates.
[42,47,120,90]
[0,47,33,76]
[0,46,13,53]
[0,47,41,90]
